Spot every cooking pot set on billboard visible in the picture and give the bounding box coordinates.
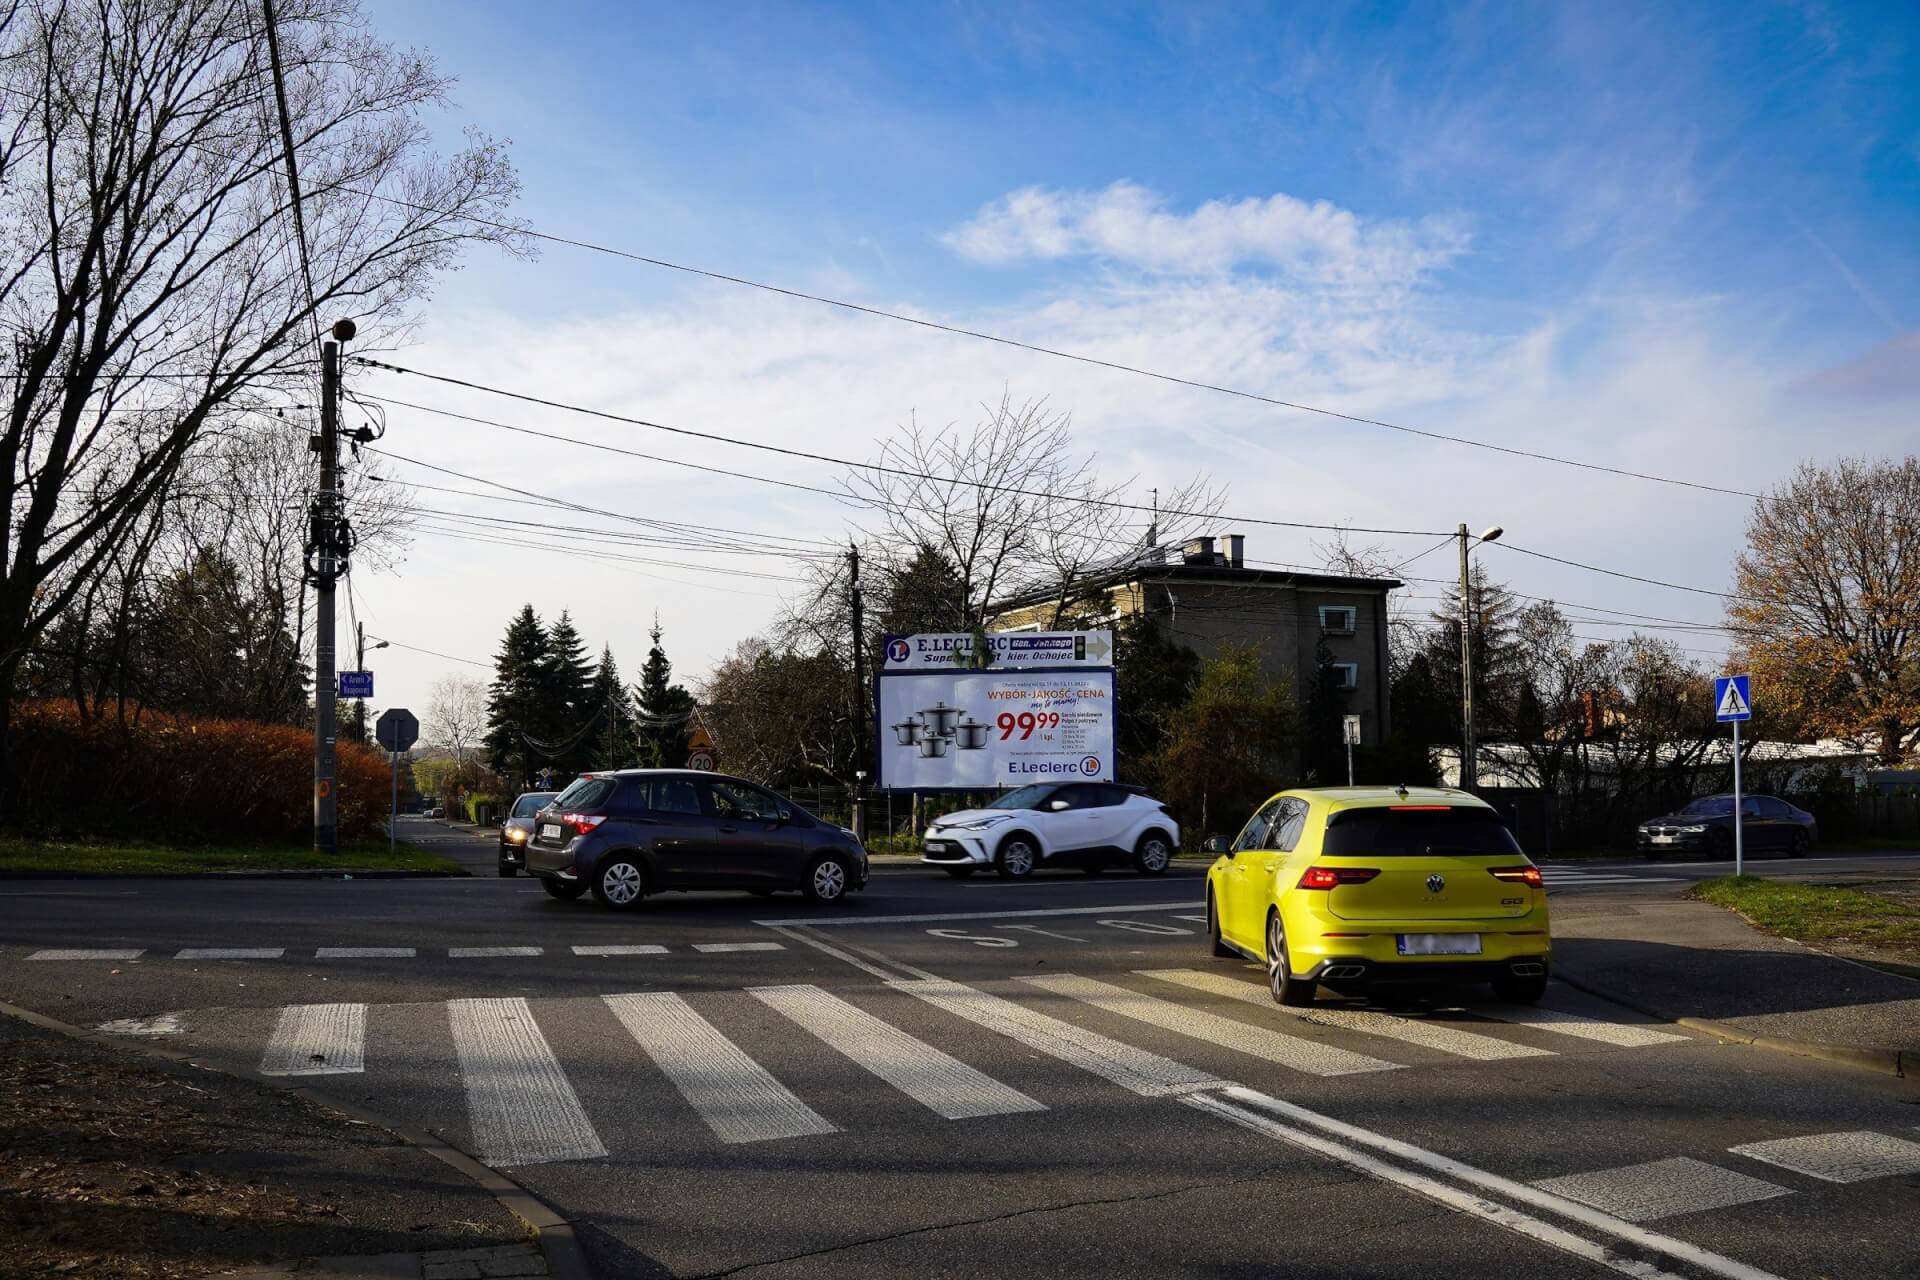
[890,700,990,759]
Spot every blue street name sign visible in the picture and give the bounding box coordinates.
[1714,674,1751,723]
[338,670,374,699]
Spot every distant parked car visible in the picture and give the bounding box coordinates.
[920,782,1179,878]
[497,790,559,877]
[1637,794,1816,859]
[524,770,868,909]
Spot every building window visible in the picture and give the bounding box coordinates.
[1318,605,1356,635]
[1331,663,1359,690]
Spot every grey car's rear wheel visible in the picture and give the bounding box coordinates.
[541,878,586,901]
[1788,830,1809,858]
[592,857,647,910]
[804,856,851,904]
[1134,831,1173,875]
[996,838,1037,879]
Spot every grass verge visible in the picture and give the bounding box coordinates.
[1689,875,1920,958]
[0,834,462,875]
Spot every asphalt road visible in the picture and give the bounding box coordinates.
[3,819,1918,1280]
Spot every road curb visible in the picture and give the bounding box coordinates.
[1554,970,1910,1082]
[0,998,597,1280]
[0,868,470,880]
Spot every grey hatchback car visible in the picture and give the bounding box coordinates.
[524,770,869,909]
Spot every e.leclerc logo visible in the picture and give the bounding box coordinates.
[885,638,911,663]
[1080,755,1101,776]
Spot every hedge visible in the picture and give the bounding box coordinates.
[10,700,391,843]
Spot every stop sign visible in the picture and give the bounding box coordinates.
[375,707,419,752]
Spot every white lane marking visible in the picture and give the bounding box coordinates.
[1099,919,1192,935]
[1021,974,1397,1077]
[1215,1086,1784,1280]
[176,948,284,960]
[756,901,1195,928]
[1140,969,1551,1062]
[691,942,786,953]
[315,947,415,958]
[1533,1157,1791,1222]
[260,1003,366,1076]
[751,984,1045,1120]
[994,923,1085,942]
[603,992,837,1144]
[1172,914,1209,923]
[572,944,669,956]
[1187,1092,1691,1280]
[448,946,543,958]
[763,924,925,982]
[1478,1003,1688,1048]
[27,948,143,961]
[891,978,1224,1098]
[1730,1131,1920,1183]
[447,997,606,1166]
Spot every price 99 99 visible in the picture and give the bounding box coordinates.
[996,710,1061,740]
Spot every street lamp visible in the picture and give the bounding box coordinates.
[1458,523,1503,791]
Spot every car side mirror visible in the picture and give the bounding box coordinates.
[1202,836,1229,855]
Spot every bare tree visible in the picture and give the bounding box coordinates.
[1731,457,1920,764]
[427,675,488,766]
[839,394,1222,631]
[0,0,523,802]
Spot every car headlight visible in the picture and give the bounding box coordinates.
[506,829,527,842]
[945,816,1013,832]
[1677,824,1707,833]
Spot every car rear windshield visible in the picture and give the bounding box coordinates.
[1322,807,1523,857]
[551,777,615,811]
[512,793,557,818]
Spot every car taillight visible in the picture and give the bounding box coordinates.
[558,813,606,836]
[1298,866,1380,889]
[1489,865,1544,888]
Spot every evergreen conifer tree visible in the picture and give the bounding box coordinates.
[484,606,551,788]
[541,611,598,774]
[633,618,696,768]
[587,644,637,770]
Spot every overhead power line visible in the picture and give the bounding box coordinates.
[370,636,492,669]
[339,191,1767,503]
[353,358,1456,539]
[1487,541,1750,603]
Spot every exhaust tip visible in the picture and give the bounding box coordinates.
[1510,962,1546,977]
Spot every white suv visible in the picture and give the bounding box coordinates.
[920,783,1180,879]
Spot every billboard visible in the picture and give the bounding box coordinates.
[880,631,1113,671]
[876,669,1115,790]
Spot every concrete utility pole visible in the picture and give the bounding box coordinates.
[1457,522,1504,792]
[848,542,867,840]
[313,337,341,856]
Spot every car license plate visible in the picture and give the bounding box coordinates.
[1652,834,1675,844]
[925,841,948,854]
[1398,933,1481,956]
[538,823,561,841]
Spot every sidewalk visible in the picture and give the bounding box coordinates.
[1553,893,1920,1068]
[0,1013,546,1278]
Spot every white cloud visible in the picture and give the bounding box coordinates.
[350,249,1917,720]
[939,180,1470,287]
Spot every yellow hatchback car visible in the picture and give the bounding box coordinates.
[1205,785,1551,1007]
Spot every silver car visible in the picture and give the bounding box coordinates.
[498,791,559,877]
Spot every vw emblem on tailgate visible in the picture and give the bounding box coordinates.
[1426,874,1446,894]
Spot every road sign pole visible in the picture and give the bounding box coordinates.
[1732,716,1743,877]
[390,748,398,857]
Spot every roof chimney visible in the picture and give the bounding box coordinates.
[1223,533,1244,568]
[1182,536,1215,565]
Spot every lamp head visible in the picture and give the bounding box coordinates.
[1479,526,1504,544]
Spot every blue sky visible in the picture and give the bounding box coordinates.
[355,1,1920,714]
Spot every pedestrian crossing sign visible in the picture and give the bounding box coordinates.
[1714,674,1752,722]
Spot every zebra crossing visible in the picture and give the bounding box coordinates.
[193,970,1707,1164]
[131,966,1920,1235]
[1539,865,1682,889]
